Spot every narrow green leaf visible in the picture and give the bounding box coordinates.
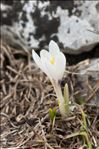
[64,83,69,105]
[49,108,56,124]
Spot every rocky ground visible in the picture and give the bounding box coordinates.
[0,40,99,149]
[0,0,99,149]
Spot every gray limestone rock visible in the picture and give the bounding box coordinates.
[1,0,99,54]
[70,58,99,106]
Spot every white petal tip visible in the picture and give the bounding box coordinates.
[49,40,57,46]
[50,40,55,43]
[49,40,60,53]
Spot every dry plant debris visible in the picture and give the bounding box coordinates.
[0,40,99,149]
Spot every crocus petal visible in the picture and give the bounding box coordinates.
[44,60,57,80]
[32,50,45,72]
[40,49,50,60]
[40,49,59,81]
[54,52,66,80]
[49,40,60,55]
[45,52,66,81]
[40,49,66,81]
[40,50,53,79]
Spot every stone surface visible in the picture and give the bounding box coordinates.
[69,59,99,106]
[1,0,99,54]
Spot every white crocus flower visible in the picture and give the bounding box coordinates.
[32,40,66,82]
[32,40,68,117]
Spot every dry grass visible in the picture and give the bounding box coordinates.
[0,40,99,149]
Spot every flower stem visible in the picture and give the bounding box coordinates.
[51,80,69,117]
